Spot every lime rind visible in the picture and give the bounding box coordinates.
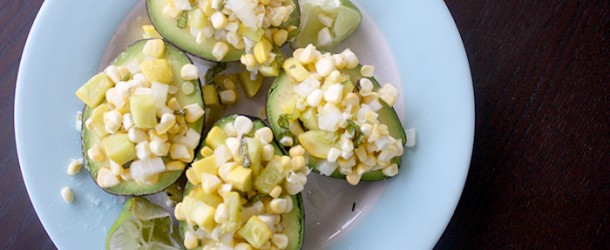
[106,198,182,250]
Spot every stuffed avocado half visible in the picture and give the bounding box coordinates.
[267,45,406,185]
[176,115,305,250]
[78,39,205,196]
[146,0,300,63]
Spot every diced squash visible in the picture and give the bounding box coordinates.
[298,129,338,158]
[192,155,218,177]
[237,216,272,249]
[238,71,264,98]
[202,85,220,107]
[130,94,157,129]
[254,156,286,194]
[102,133,136,165]
[76,73,114,108]
[189,187,223,207]
[139,59,174,83]
[205,126,228,149]
[227,166,253,192]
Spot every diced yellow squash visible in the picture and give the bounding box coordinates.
[298,129,338,158]
[237,216,272,249]
[192,155,218,177]
[238,71,264,98]
[76,73,114,108]
[227,166,253,192]
[139,59,174,84]
[102,133,136,165]
[89,104,111,137]
[239,24,264,42]
[183,196,217,233]
[254,156,286,194]
[205,126,228,149]
[299,107,318,130]
[189,187,223,207]
[202,85,220,107]
[130,94,157,129]
[222,191,242,232]
[245,138,262,175]
[186,168,200,185]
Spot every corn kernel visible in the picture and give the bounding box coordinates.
[166,161,186,171]
[346,173,361,185]
[282,58,310,82]
[184,231,199,249]
[87,144,104,163]
[255,127,274,144]
[97,168,120,188]
[272,233,289,249]
[142,24,161,39]
[210,11,228,29]
[66,158,83,176]
[212,41,229,61]
[60,186,74,203]
[360,65,375,77]
[382,164,399,177]
[263,144,275,161]
[200,146,214,157]
[317,27,332,47]
[254,38,273,64]
[270,198,288,214]
[181,64,199,81]
[289,145,305,157]
[269,186,282,199]
[272,29,288,46]
[342,49,359,69]
[219,89,237,104]
[184,103,205,122]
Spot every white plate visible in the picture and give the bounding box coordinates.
[16,0,473,249]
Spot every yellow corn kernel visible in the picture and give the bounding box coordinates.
[60,187,74,203]
[200,146,214,157]
[272,29,288,46]
[166,161,187,171]
[212,41,229,61]
[186,168,200,185]
[282,58,310,82]
[254,38,273,64]
[346,173,361,185]
[269,186,282,199]
[142,24,161,39]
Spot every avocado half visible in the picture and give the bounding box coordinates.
[146,0,301,62]
[179,115,304,250]
[266,66,407,181]
[81,39,204,196]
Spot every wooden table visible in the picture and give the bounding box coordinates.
[1,0,607,249]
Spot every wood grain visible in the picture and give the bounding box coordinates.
[1,0,607,249]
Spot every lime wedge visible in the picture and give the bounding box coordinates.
[292,0,362,50]
[106,197,182,250]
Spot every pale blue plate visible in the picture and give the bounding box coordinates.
[16,0,473,249]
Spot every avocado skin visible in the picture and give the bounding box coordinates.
[179,115,304,250]
[267,66,407,181]
[146,0,301,62]
[81,39,204,196]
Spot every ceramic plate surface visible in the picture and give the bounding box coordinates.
[15,0,473,249]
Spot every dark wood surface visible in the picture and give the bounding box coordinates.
[1,0,607,249]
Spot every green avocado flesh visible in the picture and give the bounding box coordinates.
[106,197,181,250]
[82,39,204,195]
[180,115,304,250]
[267,66,406,181]
[146,0,301,62]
